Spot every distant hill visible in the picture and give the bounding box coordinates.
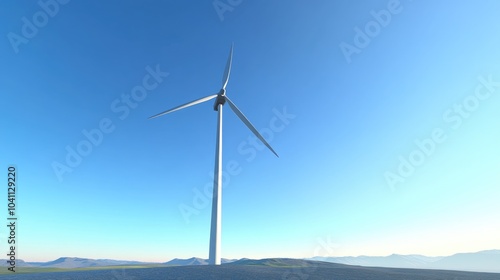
[40,257,147,268]
[2,249,498,274]
[427,250,500,273]
[164,257,236,266]
[311,254,442,268]
[0,256,237,269]
[0,257,149,269]
[165,257,208,266]
[310,249,500,273]
[0,259,38,267]
[230,258,352,269]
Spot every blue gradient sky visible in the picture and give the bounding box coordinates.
[1,0,499,262]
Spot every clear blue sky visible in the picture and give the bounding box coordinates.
[1,0,499,262]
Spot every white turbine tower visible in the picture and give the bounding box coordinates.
[149,45,278,265]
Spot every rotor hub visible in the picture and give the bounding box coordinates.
[213,92,226,111]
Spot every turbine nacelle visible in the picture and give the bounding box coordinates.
[213,89,226,111]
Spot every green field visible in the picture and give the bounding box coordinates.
[0,264,167,275]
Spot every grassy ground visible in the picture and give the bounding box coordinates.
[0,264,166,275]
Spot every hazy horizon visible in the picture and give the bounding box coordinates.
[19,248,500,264]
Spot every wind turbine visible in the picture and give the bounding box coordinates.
[149,45,278,265]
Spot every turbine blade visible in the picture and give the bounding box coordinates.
[149,94,218,119]
[221,44,233,90]
[226,97,279,158]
